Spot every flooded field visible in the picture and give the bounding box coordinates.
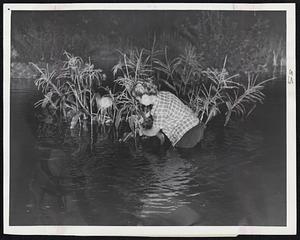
[9,78,286,226]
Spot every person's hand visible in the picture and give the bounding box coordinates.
[138,117,144,124]
[137,114,145,125]
[137,127,144,136]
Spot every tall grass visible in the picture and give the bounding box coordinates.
[31,51,106,134]
[154,44,203,97]
[154,47,273,126]
[112,48,158,140]
[186,57,240,125]
[224,73,275,126]
[112,45,274,134]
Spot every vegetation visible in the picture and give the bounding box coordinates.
[174,12,285,75]
[12,11,285,75]
[112,48,159,139]
[155,50,274,126]
[32,41,274,145]
[31,51,107,141]
[26,11,281,146]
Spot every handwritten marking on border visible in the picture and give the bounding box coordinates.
[288,69,294,84]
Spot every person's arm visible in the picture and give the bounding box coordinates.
[140,98,166,137]
[140,126,160,137]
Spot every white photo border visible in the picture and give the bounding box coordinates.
[3,3,296,237]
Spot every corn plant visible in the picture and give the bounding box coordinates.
[173,44,204,96]
[224,73,275,126]
[184,56,274,126]
[112,86,145,141]
[112,48,156,139]
[154,44,203,97]
[186,57,239,124]
[153,47,179,94]
[31,62,68,120]
[32,51,106,133]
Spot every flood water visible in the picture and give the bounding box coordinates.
[9,78,286,226]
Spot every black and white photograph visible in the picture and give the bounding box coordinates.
[3,3,296,237]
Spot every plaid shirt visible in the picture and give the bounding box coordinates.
[151,91,199,146]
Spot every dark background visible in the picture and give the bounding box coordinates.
[11,10,286,76]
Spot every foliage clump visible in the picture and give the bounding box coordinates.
[32,46,274,144]
[31,51,107,131]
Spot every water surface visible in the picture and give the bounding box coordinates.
[9,78,286,226]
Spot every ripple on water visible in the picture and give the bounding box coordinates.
[10,88,286,225]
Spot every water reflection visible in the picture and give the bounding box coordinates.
[23,119,283,225]
[137,149,200,225]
